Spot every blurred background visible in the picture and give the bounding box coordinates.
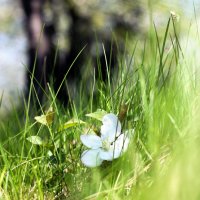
[0,0,200,116]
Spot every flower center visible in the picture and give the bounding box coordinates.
[102,139,110,151]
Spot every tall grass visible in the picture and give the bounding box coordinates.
[0,13,200,199]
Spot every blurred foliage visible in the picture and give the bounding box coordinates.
[41,0,144,50]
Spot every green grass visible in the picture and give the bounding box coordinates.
[1,13,200,199]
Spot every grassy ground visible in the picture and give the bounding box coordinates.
[1,11,200,199]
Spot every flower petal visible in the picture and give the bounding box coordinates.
[99,133,130,161]
[110,133,130,159]
[81,149,103,167]
[80,134,102,149]
[101,113,121,142]
[99,150,114,161]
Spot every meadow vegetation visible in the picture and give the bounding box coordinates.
[1,10,200,199]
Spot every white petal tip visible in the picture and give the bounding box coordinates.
[81,149,103,167]
[80,134,102,149]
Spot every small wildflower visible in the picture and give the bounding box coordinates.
[80,113,132,167]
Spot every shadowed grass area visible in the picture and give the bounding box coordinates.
[1,12,200,199]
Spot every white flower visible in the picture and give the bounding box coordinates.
[80,113,131,167]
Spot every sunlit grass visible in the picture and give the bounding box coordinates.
[0,13,200,199]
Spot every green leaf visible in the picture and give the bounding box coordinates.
[35,115,49,125]
[27,136,44,145]
[63,119,86,129]
[86,109,107,121]
[34,106,54,126]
